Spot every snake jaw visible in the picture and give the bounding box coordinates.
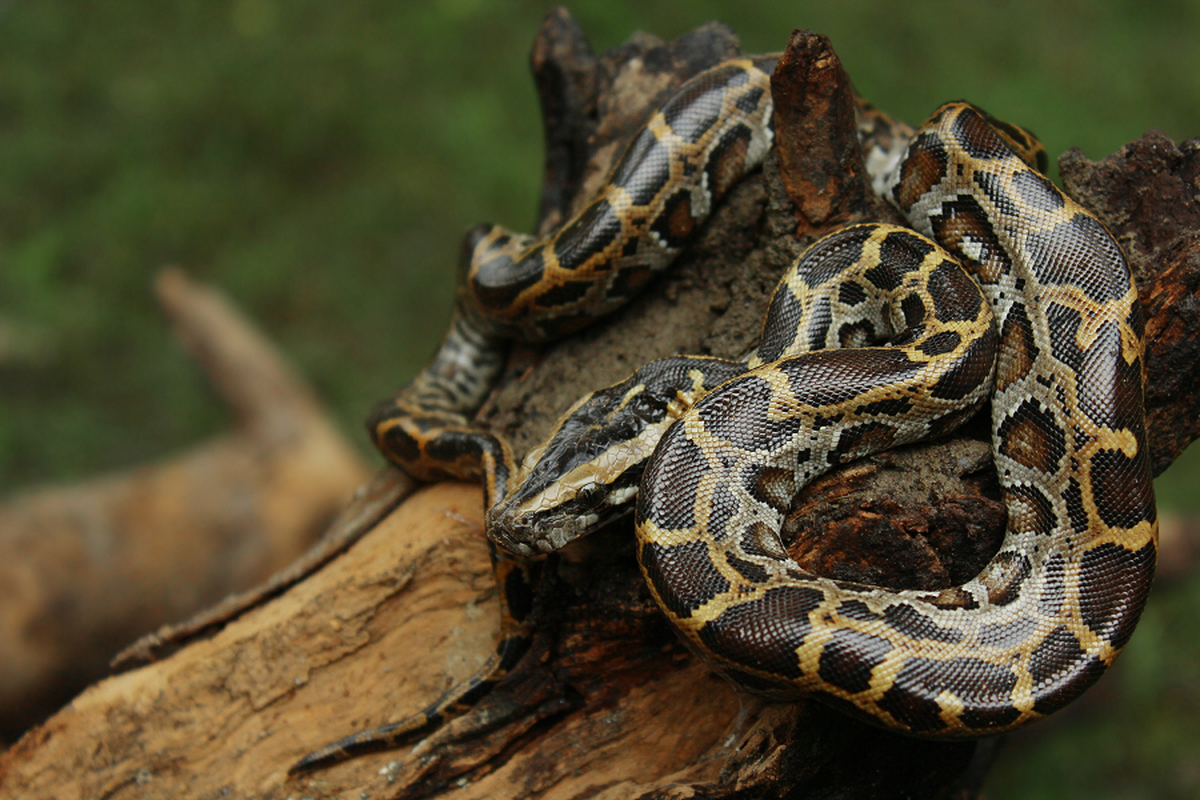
[487,502,604,555]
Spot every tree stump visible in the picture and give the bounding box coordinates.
[2,10,1198,800]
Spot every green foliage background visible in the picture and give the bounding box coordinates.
[1,2,1197,795]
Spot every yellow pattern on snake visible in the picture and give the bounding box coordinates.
[635,100,1156,733]
[293,55,1156,771]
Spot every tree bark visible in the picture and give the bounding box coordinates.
[0,269,372,743]
[2,10,1198,800]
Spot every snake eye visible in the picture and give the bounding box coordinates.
[575,482,606,509]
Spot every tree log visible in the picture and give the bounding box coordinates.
[0,269,373,742]
[1,10,1197,800]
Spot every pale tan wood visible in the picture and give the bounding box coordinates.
[0,481,749,799]
[0,269,372,738]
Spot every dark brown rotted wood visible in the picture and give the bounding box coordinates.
[769,29,879,235]
[2,8,1198,800]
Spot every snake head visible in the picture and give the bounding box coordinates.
[487,356,749,556]
[485,392,647,556]
[488,471,639,556]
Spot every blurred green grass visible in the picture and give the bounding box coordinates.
[1,2,1197,796]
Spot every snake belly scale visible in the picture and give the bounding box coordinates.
[295,54,1156,771]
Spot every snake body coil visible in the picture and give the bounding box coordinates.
[360,56,1155,746]
[634,101,1156,734]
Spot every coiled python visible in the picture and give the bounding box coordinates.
[294,55,1156,770]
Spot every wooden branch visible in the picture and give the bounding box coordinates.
[1,11,1196,800]
[0,269,372,742]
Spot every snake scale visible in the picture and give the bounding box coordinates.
[293,53,1156,771]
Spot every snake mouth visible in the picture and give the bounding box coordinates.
[487,504,598,556]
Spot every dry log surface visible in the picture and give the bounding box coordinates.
[0,270,371,743]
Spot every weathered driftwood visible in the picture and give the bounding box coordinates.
[1,10,1198,800]
[0,269,372,742]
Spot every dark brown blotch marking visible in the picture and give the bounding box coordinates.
[1063,478,1088,533]
[725,552,770,584]
[878,655,1020,732]
[376,420,422,467]
[984,551,1032,606]
[1031,654,1106,716]
[695,375,805,451]
[929,331,996,402]
[895,131,949,209]
[1045,301,1084,372]
[1089,447,1157,530]
[863,230,933,295]
[423,429,486,471]
[1025,213,1130,301]
[649,190,696,250]
[1077,541,1156,649]
[818,628,894,694]
[660,63,745,142]
[802,298,834,351]
[801,226,875,288]
[1007,483,1059,537]
[749,466,795,514]
[927,258,985,323]
[950,105,1011,162]
[926,195,1011,285]
[997,399,1067,475]
[552,198,626,272]
[637,427,708,530]
[704,123,754,200]
[838,280,867,306]
[880,229,936,271]
[1027,624,1110,716]
[1076,322,1146,434]
[1027,625,1084,690]
[782,349,920,407]
[835,599,882,623]
[734,84,766,115]
[638,539,729,619]
[996,304,1038,392]
[831,421,897,466]
[469,246,547,311]
[883,603,965,644]
[900,294,927,329]
[697,586,825,680]
[919,330,963,357]
[855,397,913,417]
[535,278,593,310]
[758,285,804,362]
